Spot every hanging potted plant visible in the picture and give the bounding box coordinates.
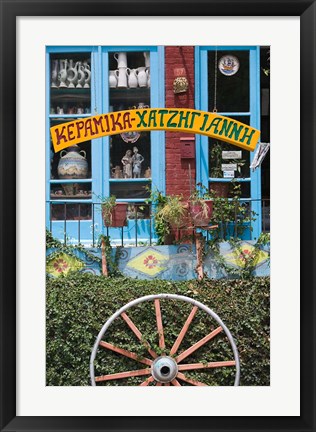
[189,185,213,227]
[101,195,128,227]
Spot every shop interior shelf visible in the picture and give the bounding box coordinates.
[109,87,150,102]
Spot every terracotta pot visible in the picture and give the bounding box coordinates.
[190,200,213,227]
[103,202,128,227]
[209,182,230,198]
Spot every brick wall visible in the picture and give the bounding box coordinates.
[165,46,195,198]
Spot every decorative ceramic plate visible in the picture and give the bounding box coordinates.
[120,131,141,143]
[218,55,240,76]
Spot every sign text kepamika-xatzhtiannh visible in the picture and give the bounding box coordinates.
[50,108,260,153]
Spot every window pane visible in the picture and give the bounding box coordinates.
[51,203,92,221]
[50,182,91,199]
[209,116,250,179]
[110,181,151,199]
[50,120,91,180]
[208,50,249,113]
[50,52,91,114]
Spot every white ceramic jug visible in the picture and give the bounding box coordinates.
[136,67,147,88]
[109,70,118,88]
[143,52,150,68]
[126,68,138,88]
[146,68,150,88]
[116,68,128,88]
[83,61,91,88]
[58,59,68,88]
[67,60,78,88]
[76,62,85,88]
[114,52,127,68]
[51,59,59,88]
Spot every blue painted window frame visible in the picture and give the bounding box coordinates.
[195,46,261,240]
[46,46,165,245]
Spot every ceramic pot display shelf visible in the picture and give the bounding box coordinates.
[109,52,150,89]
[51,58,91,89]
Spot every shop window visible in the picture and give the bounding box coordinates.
[208,50,249,113]
[47,46,164,244]
[107,51,151,198]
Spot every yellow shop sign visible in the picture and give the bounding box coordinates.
[50,108,260,153]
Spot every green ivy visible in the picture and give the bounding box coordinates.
[46,274,270,386]
[46,229,101,265]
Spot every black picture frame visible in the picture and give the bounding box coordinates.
[0,1,315,431]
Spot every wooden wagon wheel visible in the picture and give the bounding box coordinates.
[90,293,240,386]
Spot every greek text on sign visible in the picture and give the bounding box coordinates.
[224,171,235,178]
[222,164,237,171]
[50,109,260,153]
[222,150,242,159]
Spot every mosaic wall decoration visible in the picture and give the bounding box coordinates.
[46,241,269,280]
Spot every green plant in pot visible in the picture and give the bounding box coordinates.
[101,195,128,227]
[149,189,189,244]
[209,182,257,240]
[189,183,213,227]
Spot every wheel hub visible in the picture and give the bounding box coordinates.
[151,356,178,383]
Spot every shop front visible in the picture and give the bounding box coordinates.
[46,45,270,247]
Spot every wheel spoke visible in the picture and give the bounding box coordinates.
[176,326,223,363]
[155,382,163,386]
[154,299,165,351]
[177,372,207,386]
[121,311,157,359]
[178,360,236,371]
[170,306,198,355]
[95,368,151,382]
[171,379,181,386]
[139,376,155,386]
[99,341,153,366]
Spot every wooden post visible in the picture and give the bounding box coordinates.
[101,237,108,277]
[195,232,204,280]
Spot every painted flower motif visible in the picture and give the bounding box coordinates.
[53,258,69,273]
[143,255,158,269]
[239,249,252,262]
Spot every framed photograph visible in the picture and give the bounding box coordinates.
[1,1,315,431]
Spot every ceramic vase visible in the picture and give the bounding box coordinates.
[58,59,68,88]
[57,145,88,179]
[76,63,85,88]
[136,67,147,87]
[126,68,138,88]
[116,68,128,88]
[51,59,59,88]
[109,70,118,88]
[114,52,127,68]
[83,61,91,88]
[67,60,78,88]
[146,68,150,88]
[143,52,150,68]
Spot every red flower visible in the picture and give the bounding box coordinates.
[53,258,69,273]
[143,255,159,269]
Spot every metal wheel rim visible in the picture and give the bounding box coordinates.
[90,293,240,386]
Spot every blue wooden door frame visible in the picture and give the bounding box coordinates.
[195,46,262,240]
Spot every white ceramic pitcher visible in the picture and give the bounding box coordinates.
[126,68,138,88]
[115,68,128,88]
[109,70,118,88]
[114,52,127,68]
[136,67,147,88]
